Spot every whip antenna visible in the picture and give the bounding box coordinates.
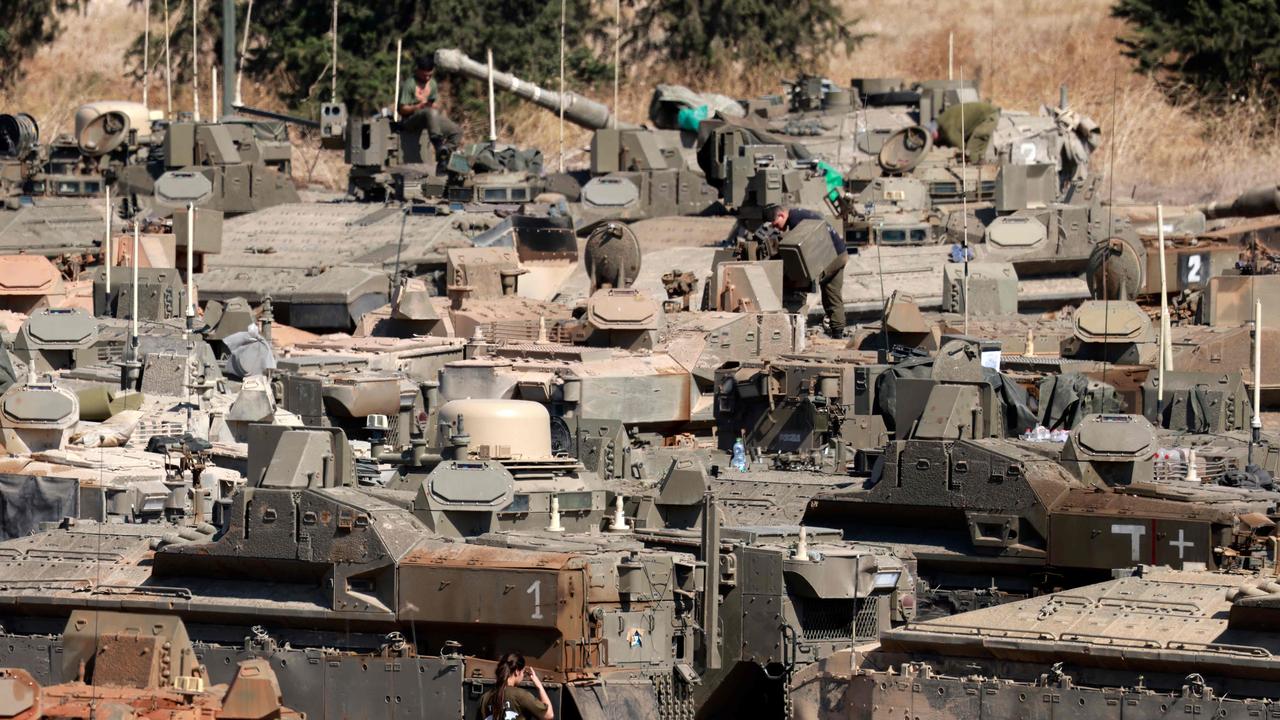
[331,0,339,101]
[193,0,200,121]
[1156,203,1168,419]
[164,0,173,116]
[959,66,969,336]
[143,0,151,108]
[1101,69,1119,385]
[612,0,620,128]
[558,0,566,172]
[392,38,402,122]
[235,0,253,106]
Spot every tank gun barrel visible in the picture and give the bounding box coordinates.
[230,103,321,129]
[1200,183,1280,220]
[433,48,638,131]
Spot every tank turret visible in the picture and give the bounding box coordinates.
[1060,299,1157,365]
[436,398,552,461]
[0,380,77,454]
[1059,413,1158,485]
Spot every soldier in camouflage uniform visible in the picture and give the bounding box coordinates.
[936,101,1000,165]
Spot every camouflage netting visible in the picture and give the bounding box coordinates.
[875,355,1038,437]
[447,142,544,176]
[0,474,78,539]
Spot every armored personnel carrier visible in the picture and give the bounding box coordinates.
[0,611,302,720]
[0,395,916,718]
[1,102,299,217]
[0,102,306,326]
[802,397,1278,614]
[835,565,1280,720]
[0,109,118,265]
[195,178,578,333]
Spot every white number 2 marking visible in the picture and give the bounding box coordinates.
[1186,255,1203,283]
[526,580,543,620]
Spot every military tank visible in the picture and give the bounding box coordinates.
[433,47,821,232]
[1086,182,1280,303]
[432,49,1115,319]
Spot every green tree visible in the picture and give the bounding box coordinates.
[132,0,611,120]
[132,0,863,124]
[627,0,864,74]
[1113,0,1280,106]
[1,1,84,90]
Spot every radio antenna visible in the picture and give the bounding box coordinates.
[330,0,339,102]
[164,0,173,116]
[959,66,969,336]
[1156,203,1168,420]
[558,0,566,172]
[235,0,253,106]
[612,0,621,129]
[193,0,200,121]
[392,38,402,122]
[143,0,151,108]
[1101,69,1119,386]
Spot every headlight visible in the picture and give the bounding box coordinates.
[872,571,901,589]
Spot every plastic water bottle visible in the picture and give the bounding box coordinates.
[732,439,748,471]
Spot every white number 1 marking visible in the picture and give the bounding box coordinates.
[526,580,543,620]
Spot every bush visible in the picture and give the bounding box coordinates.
[1113,0,1280,107]
[629,0,863,73]
[1,1,82,90]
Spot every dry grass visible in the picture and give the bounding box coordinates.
[7,0,1276,203]
[1,0,140,139]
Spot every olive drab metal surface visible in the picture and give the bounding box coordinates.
[838,567,1280,720]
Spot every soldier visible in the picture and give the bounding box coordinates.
[398,55,463,167]
[478,652,554,720]
[765,203,849,338]
[936,101,1001,165]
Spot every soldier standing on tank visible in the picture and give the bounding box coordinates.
[398,55,463,167]
[765,204,849,338]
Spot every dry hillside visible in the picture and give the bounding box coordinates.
[4,0,1276,203]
